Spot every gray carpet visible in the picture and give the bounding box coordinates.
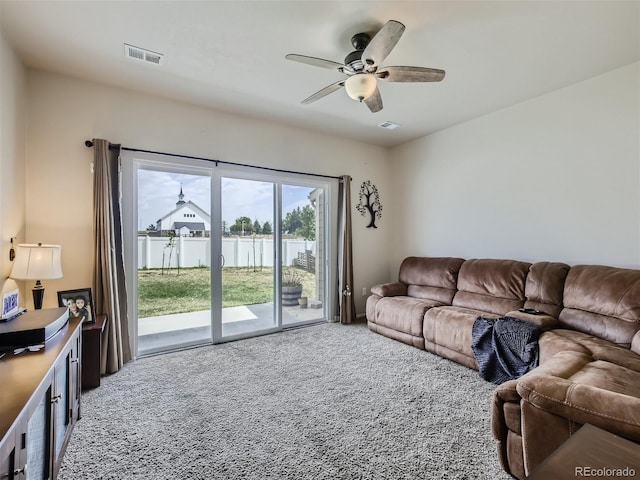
[59,322,512,480]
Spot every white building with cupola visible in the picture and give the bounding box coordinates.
[156,187,211,237]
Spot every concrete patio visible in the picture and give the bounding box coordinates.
[137,302,325,355]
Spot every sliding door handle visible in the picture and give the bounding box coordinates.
[219,254,225,269]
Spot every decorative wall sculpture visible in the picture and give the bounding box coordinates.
[356,180,383,228]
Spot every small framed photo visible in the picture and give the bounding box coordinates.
[57,288,95,324]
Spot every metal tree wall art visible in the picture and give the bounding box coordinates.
[356,180,383,228]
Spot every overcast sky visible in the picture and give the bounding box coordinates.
[137,170,313,230]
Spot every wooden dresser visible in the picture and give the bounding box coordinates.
[0,313,82,480]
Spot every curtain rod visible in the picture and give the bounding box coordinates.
[84,140,343,181]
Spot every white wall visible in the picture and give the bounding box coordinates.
[389,62,640,274]
[0,33,26,302]
[25,70,392,313]
[22,61,638,312]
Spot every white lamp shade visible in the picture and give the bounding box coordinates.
[344,74,377,102]
[10,244,63,280]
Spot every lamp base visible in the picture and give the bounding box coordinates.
[32,284,44,310]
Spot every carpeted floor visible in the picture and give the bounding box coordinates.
[59,322,512,479]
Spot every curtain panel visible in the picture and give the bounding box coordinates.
[92,139,131,373]
[336,175,356,324]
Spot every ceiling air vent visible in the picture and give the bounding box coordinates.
[378,121,400,130]
[124,43,164,65]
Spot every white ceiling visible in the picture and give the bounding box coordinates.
[1,1,639,147]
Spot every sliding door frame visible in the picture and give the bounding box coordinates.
[213,169,279,340]
[121,151,336,358]
[122,153,216,357]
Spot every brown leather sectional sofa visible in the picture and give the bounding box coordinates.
[366,256,640,479]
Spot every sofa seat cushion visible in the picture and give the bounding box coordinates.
[584,339,640,373]
[424,306,501,365]
[538,329,594,364]
[516,351,640,442]
[539,329,640,372]
[372,296,444,337]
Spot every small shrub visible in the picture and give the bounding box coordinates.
[282,268,303,286]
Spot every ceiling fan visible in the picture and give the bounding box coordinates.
[285,20,445,113]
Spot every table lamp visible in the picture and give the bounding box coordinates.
[10,243,63,309]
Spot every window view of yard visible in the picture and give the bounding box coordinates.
[137,266,316,318]
[135,169,325,354]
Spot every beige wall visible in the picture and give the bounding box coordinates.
[11,52,640,313]
[25,69,392,313]
[0,33,26,302]
[389,62,640,275]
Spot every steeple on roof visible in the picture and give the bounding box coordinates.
[176,184,185,206]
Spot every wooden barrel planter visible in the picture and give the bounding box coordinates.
[282,285,303,306]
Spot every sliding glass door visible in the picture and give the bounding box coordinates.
[219,176,276,339]
[135,165,213,355]
[122,152,331,357]
[281,183,326,326]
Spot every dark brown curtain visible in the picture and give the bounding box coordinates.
[336,175,356,324]
[92,139,131,373]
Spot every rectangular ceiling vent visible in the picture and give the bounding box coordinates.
[378,121,400,130]
[124,44,164,65]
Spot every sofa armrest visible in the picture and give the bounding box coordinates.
[370,282,407,297]
[505,310,558,331]
[492,380,525,479]
[517,373,640,442]
[494,379,521,403]
[492,379,521,439]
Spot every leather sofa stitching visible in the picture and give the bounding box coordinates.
[566,382,576,403]
[613,277,640,318]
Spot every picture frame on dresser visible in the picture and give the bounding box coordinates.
[57,288,95,324]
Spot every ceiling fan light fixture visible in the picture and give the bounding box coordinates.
[344,74,377,102]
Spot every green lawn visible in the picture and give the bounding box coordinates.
[137,267,316,317]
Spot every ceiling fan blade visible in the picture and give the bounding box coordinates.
[361,20,405,69]
[285,54,345,72]
[377,66,446,82]
[301,80,345,104]
[364,87,383,113]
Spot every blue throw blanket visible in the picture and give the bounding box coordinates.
[471,316,541,385]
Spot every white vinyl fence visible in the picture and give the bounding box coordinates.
[138,236,315,269]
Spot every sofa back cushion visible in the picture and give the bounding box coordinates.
[559,265,640,347]
[523,262,570,317]
[399,257,465,304]
[452,259,531,315]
